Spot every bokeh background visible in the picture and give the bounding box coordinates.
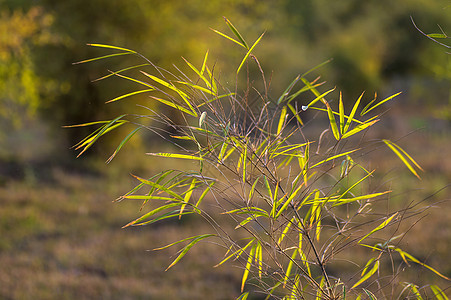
[0,0,450,299]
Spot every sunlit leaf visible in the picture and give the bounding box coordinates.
[147,152,203,161]
[160,234,215,271]
[430,285,448,300]
[237,32,265,75]
[351,260,379,289]
[358,213,398,244]
[224,17,249,49]
[383,140,423,179]
[361,92,402,116]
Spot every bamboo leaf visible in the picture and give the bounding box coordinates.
[277,106,288,135]
[248,177,259,203]
[284,248,298,287]
[242,243,256,292]
[339,92,345,134]
[278,75,301,104]
[394,248,451,280]
[287,103,304,125]
[326,101,340,140]
[358,213,398,244]
[73,52,132,65]
[278,217,295,245]
[147,152,204,161]
[237,292,249,300]
[301,87,336,110]
[87,43,137,53]
[93,63,150,82]
[76,115,127,157]
[105,89,154,104]
[130,174,184,201]
[344,92,364,133]
[195,183,213,208]
[361,92,402,116]
[211,28,246,48]
[310,149,359,169]
[215,239,254,268]
[430,285,448,300]
[351,260,379,289]
[224,17,249,49]
[201,50,209,75]
[106,127,142,163]
[163,234,215,271]
[181,57,216,93]
[122,203,182,228]
[141,71,197,116]
[341,119,379,139]
[176,81,215,95]
[275,183,305,219]
[237,32,265,75]
[383,140,423,179]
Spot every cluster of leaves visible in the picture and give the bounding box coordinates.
[71,19,450,299]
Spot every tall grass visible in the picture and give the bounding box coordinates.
[70,18,450,299]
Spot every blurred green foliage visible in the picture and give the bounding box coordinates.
[0,0,449,147]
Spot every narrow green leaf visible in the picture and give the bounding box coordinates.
[427,33,448,38]
[351,260,379,289]
[283,248,298,287]
[106,127,142,163]
[179,178,196,218]
[248,177,259,203]
[176,81,215,95]
[224,17,249,49]
[277,217,295,245]
[200,50,209,75]
[242,243,256,292]
[361,92,402,115]
[341,119,379,139]
[141,71,197,116]
[277,106,288,135]
[358,213,398,244]
[76,115,127,157]
[310,149,359,169]
[237,292,249,300]
[211,28,245,48]
[105,89,154,104]
[278,75,301,104]
[164,234,215,271]
[147,152,203,161]
[73,52,132,65]
[430,285,448,300]
[237,32,265,75]
[383,140,422,179]
[87,43,136,53]
[287,103,304,125]
[326,101,340,140]
[301,87,336,110]
[344,92,364,133]
[214,239,254,268]
[394,248,451,280]
[122,203,182,228]
[93,64,150,82]
[131,174,184,201]
[275,183,305,219]
[363,288,378,300]
[195,183,213,208]
[241,142,248,183]
[339,92,345,134]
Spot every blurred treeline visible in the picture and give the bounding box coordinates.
[1,0,450,155]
